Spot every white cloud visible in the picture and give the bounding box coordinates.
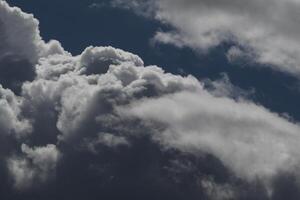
[80,46,144,69]
[114,0,300,76]
[118,91,300,180]
[0,1,66,64]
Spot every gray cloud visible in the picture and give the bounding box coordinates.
[85,132,130,153]
[7,144,60,190]
[200,177,235,200]
[0,85,31,138]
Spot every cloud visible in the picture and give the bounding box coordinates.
[23,40,300,189]
[0,85,31,138]
[118,91,300,181]
[0,1,67,94]
[113,0,300,76]
[7,144,60,189]
[1,1,300,199]
[85,132,130,153]
[203,73,254,99]
[0,1,65,64]
[200,177,235,200]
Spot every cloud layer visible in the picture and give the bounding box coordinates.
[1,1,300,199]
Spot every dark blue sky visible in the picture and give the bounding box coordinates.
[7,0,300,120]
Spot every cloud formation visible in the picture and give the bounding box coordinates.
[1,1,300,199]
[113,0,300,76]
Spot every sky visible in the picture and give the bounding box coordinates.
[1,0,300,199]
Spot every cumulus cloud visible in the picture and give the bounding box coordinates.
[22,39,300,186]
[113,0,300,76]
[1,1,300,199]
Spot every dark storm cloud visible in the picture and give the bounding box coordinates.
[1,1,300,200]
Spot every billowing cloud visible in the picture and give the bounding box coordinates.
[1,1,300,199]
[113,0,300,76]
